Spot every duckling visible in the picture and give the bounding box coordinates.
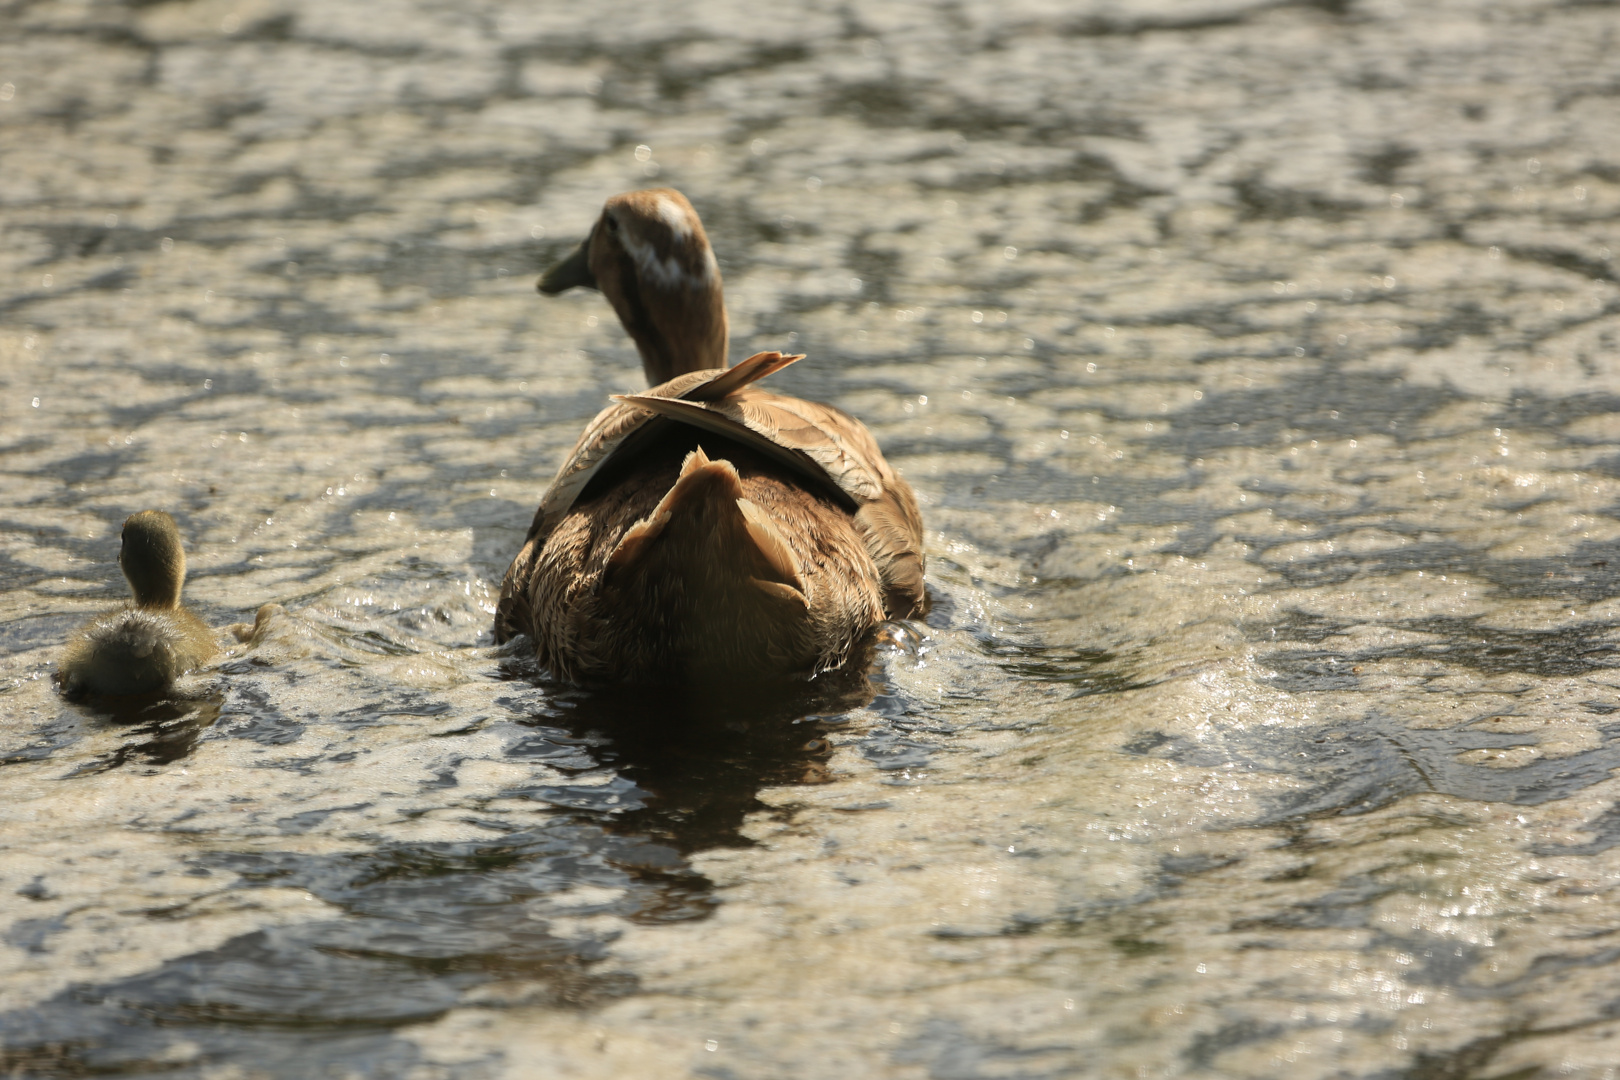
[495,188,926,683]
[59,510,218,697]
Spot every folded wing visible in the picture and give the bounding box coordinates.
[517,349,926,621]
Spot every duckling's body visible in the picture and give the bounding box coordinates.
[61,606,217,696]
[496,189,925,684]
[59,510,217,697]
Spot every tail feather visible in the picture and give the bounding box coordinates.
[599,447,812,614]
[603,446,739,578]
[736,497,805,594]
[602,508,672,577]
[749,577,808,607]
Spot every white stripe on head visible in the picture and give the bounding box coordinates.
[620,229,715,290]
[655,194,694,239]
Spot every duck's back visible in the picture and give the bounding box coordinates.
[495,351,925,684]
[60,605,217,696]
[501,426,889,683]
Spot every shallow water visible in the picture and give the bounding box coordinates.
[4,0,1620,1076]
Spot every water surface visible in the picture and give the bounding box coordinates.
[4,0,1620,1076]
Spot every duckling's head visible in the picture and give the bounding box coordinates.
[539,188,728,385]
[118,510,187,610]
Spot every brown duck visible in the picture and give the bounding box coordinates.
[494,188,925,683]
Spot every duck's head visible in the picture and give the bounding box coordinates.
[539,188,728,385]
[118,510,187,609]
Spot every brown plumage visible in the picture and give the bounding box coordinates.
[495,189,927,684]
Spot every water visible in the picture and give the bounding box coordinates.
[3,0,1620,1075]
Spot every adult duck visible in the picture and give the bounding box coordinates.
[494,188,925,683]
[59,510,218,696]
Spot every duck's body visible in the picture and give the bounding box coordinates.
[495,189,925,684]
[59,510,217,697]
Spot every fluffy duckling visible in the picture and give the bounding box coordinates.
[59,510,218,697]
[495,188,926,684]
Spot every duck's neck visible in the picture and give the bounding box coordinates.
[625,295,728,384]
[602,245,729,385]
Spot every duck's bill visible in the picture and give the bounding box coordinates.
[537,237,596,295]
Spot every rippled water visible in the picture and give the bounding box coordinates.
[4,0,1620,1076]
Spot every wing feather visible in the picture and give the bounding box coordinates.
[614,391,885,505]
[524,352,808,545]
[685,351,803,402]
[512,349,925,623]
[612,392,860,511]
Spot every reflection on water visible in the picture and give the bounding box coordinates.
[0,656,908,1077]
[556,677,876,852]
[66,693,225,777]
[4,0,1620,1075]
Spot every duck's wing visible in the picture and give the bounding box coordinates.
[684,349,803,402]
[613,388,927,619]
[523,352,806,545]
[507,349,924,626]
[497,352,809,643]
[612,391,879,506]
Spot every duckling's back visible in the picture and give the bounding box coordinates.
[60,605,216,697]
